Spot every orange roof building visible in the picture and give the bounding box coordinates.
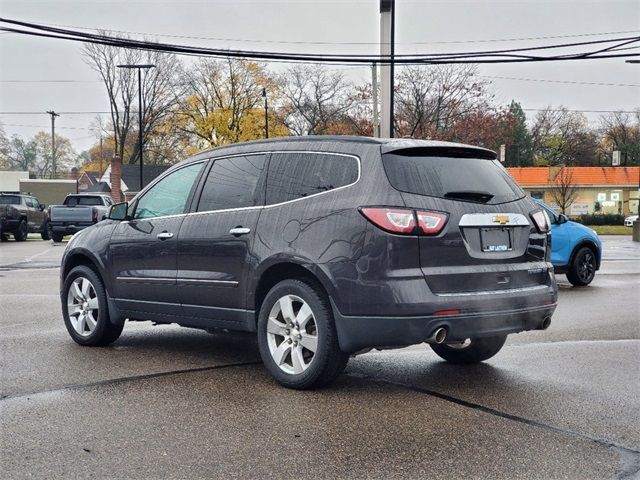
[507,166,639,188]
[506,166,639,216]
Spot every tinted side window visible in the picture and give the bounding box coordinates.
[134,163,203,220]
[197,155,267,212]
[265,152,358,205]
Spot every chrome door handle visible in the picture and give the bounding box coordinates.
[157,232,174,240]
[229,227,251,236]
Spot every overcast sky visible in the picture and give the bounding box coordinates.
[1,0,639,153]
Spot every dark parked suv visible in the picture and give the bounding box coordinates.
[60,137,557,389]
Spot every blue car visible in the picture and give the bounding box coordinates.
[534,199,602,286]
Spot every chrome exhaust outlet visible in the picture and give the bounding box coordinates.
[539,317,551,330]
[427,327,447,344]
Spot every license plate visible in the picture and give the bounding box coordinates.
[480,228,512,252]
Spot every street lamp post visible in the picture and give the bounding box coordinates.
[117,64,155,191]
[625,60,640,240]
[262,88,269,139]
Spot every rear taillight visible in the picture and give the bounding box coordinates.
[531,210,550,233]
[360,208,416,234]
[92,208,98,223]
[416,211,448,236]
[360,207,448,236]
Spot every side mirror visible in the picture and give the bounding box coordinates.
[39,203,46,211]
[108,202,129,221]
[558,214,569,224]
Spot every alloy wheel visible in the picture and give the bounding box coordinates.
[266,294,318,375]
[67,277,99,336]
[578,251,595,283]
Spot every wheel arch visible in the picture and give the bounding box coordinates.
[62,250,110,293]
[253,259,337,323]
[569,239,601,270]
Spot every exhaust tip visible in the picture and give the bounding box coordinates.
[433,327,447,344]
[540,317,551,330]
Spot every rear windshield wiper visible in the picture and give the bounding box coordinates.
[444,190,495,203]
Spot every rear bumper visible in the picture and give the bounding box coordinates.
[50,222,93,235]
[332,298,557,353]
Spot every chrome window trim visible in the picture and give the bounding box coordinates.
[125,150,361,221]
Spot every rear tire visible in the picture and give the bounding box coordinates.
[14,220,28,241]
[41,221,51,240]
[566,246,596,286]
[430,335,507,364]
[62,265,124,346]
[52,232,64,243]
[257,278,348,389]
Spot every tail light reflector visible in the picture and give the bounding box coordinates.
[92,208,98,223]
[416,211,448,236]
[360,208,416,234]
[433,309,461,316]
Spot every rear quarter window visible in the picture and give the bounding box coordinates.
[265,152,359,205]
[382,149,524,204]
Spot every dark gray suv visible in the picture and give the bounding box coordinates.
[60,136,557,389]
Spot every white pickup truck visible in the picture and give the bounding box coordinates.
[48,194,113,242]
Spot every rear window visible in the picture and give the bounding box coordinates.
[0,196,20,205]
[65,196,103,206]
[382,149,524,204]
[266,152,358,205]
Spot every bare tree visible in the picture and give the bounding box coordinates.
[83,38,180,164]
[277,65,355,136]
[394,64,490,139]
[531,106,598,166]
[598,110,640,166]
[549,166,579,214]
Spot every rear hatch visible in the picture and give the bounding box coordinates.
[382,147,550,296]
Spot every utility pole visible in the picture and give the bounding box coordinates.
[46,110,60,178]
[262,88,269,139]
[99,136,104,177]
[371,63,380,137]
[117,63,155,191]
[379,0,395,138]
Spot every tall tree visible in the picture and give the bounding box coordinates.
[0,134,37,173]
[175,58,282,149]
[598,110,640,166]
[506,101,533,166]
[277,65,355,136]
[83,38,180,164]
[32,131,77,178]
[394,64,491,139]
[531,106,598,166]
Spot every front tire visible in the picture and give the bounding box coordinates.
[62,265,124,346]
[567,247,596,286]
[14,220,28,241]
[430,335,507,364]
[257,279,348,389]
[51,232,64,243]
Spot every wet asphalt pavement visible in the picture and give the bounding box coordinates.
[0,236,638,479]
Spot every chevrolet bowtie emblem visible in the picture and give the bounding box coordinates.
[493,215,510,225]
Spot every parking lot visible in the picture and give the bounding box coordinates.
[1,235,639,479]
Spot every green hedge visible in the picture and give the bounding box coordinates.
[574,214,625,225]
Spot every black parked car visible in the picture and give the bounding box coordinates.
[1,192,50,241]
[60,137,557,389]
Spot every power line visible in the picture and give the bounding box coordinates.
[522,109,638,113]
[35,21,640,46]
[1,123,89,130]
[1,17,639,65]
[482,76,640,87]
